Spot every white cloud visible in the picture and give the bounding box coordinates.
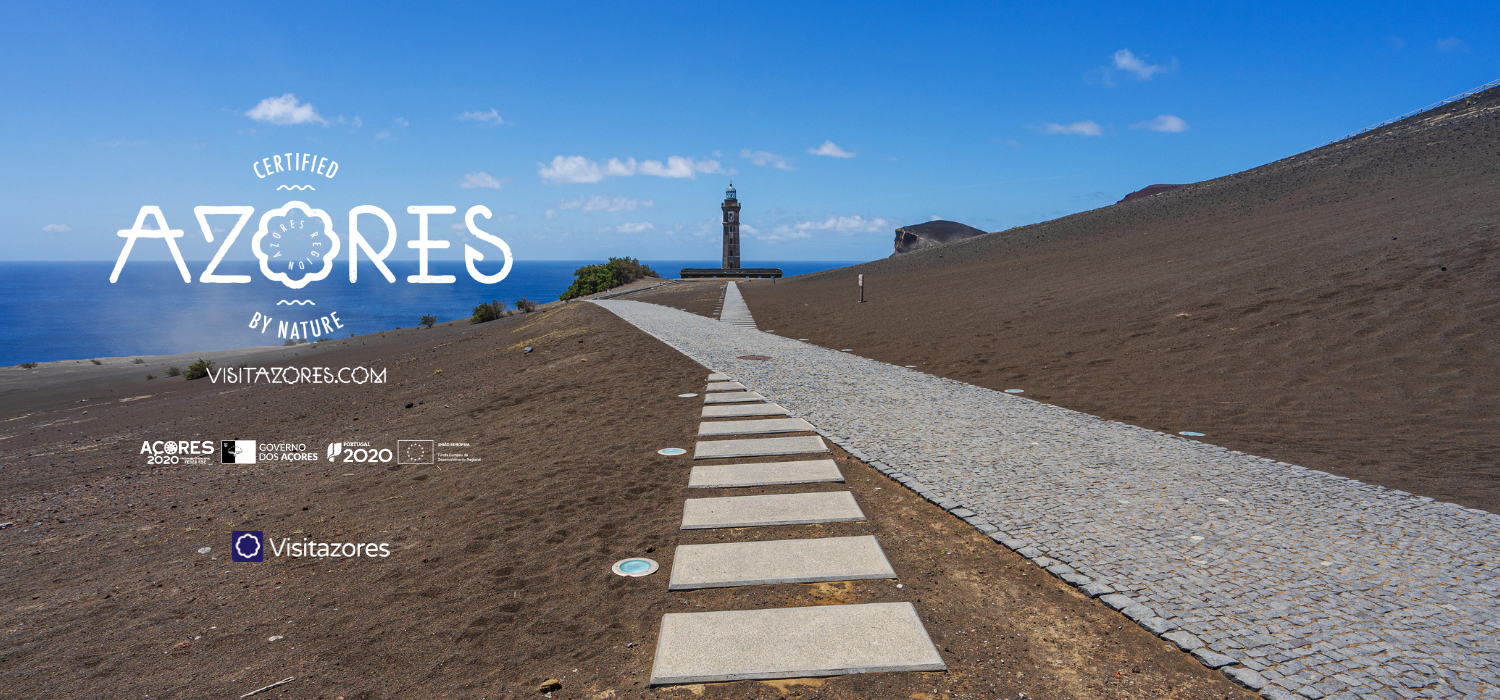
[459,171,509,189]
[808,140,855,158]
[615,222,655,233]
[741,149,794,170]
[394,117,410,127]
[757,214,893,242]
[559,195,653,212]
[245,93,327,126]
[1130,114,1189,133]
[928,215,943,221]
[42,223,71,233]
[1039,121,1104,136]
[538,155,724,184]
[1436,37,1469,53]
[1112,49,1175,80]
[459,109,505,124]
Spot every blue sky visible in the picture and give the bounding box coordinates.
[1,1,1495,263]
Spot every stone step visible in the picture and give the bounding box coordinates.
[702,403,789,418]
[668,535,896,590]
[698,418,816,437]
[704,392,766,404]
[649,602,946,685]
[706,381,747,392]
[694,435,828,460]
[706,372,731,382]
[681,491,864,529]
[688,459,843,488]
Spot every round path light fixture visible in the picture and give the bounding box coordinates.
[1180,431,1206,437]
[1005,389,1024,394]
[678,393,698,397]
[657,447,687,456]
[612,558,659,577]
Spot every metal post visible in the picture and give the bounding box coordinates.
[858,274,864,303]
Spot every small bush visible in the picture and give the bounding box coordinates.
[165,366,182,376]
[282,339,296,347]
[515,297,538,313]
[559,257,659,300]
[296,338,309,345]
[145,373,155,380]
[19,362,37,369]
[90,359,102,365]
[132,358,145,364]
[184,358,215,380]
[419,314,438,329]
[470,299,506,324]
[315,337,327,343]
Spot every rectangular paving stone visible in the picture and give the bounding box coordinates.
[706,381,747,392]
[702,402,789,418]
[698,418,816,437]
[668,535,896,590]
[649,602,945,685]
[688,459,843,488]
[693,435,829,460]
[704,391,766,404]
[681,491,865,529]
[706,373,731,381]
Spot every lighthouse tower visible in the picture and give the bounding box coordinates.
[721,183,741,269]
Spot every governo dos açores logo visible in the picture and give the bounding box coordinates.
[106,152,513,342]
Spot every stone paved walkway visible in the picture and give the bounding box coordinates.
[596,299,1500,700]
[718,282,757,329]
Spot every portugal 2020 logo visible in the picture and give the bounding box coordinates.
[107,153,514,342]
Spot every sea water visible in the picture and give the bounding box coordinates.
[0,260,855,366]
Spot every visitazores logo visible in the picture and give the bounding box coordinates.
[232,531,265,562]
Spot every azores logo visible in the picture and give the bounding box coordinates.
[231,531,265,562]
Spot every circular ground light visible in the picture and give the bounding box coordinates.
[1005,389,1024,394]
[678,393,698,397]
[737,355,772,360]
[1180,431,1206,437]
[611,558,660,577]
[658,447,687,456]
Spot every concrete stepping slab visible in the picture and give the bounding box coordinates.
[698,418,815,437]
[681,491,864,529]
[702,403,789,418]
[704,391,766,404]
[706,381,747,392]
[649,602,945,685]
[668,535,895,590]
[688,459,843,488]
[694,435,829,460]
[706,373,731,381]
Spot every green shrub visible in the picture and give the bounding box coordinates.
[515,297,537,313]
[19,362,37,369]
[132,358,145,364]
[470,299,506,324]
[420,314,438,328]
[90,359,102,365]
[184,359,214,380]
[165,366,182,376]
[145,373,155,380]
[559,257,659,300]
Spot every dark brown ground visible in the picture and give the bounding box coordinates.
[725,87,1500,513]
[0,303,1251,699]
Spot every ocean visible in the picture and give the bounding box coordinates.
[0,260,856,366]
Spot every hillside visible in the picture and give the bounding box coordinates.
[741,84,1500,512]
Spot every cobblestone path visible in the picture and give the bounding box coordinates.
[595,299,1500,700]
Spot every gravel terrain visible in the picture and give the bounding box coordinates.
[597,299,1500,700]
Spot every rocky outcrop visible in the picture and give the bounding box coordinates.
[1119,184,1184,203]
[892,220,989,255]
